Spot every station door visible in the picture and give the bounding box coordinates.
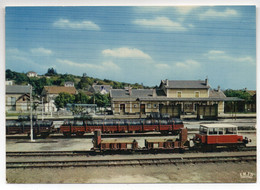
[197,104,218,120]
[159,104,181,118]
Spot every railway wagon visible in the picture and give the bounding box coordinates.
[60,118,184,137]
[92,128,189,153]
[92,130,138,152]
[145,128,189,152]
[193,124,250,150]
[6,120,53,138]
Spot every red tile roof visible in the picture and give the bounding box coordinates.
[43,86,77,95]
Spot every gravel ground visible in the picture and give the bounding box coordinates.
[6,162,256,183]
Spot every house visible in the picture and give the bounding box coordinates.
[27,71,38,78]
[6,80,14,85]
[41,86,77,112]
[6,85,31,112]
[110,79,242,118]
[89,84,112,95]
[64,81,74,87]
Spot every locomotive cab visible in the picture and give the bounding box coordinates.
[193,124,250,149]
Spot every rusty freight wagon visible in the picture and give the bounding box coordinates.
[92,130,138,152]
[60,118,184,137]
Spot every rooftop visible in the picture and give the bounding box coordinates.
[110,89,153,98]
[6,85,30,94]
[42,86,77,95]
[200,124,238,128]
[161,79,210,89]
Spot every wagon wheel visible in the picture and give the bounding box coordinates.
[76,131,85,137]
[40,132,50,138]
[160,131,169,135]
[63,132,71,138]
[172,130,180,135]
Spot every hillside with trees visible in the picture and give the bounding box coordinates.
[6,68,146,110]
[6,68,147,96]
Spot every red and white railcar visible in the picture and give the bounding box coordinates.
[193,124,250,149]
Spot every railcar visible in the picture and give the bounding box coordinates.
[192,124,250,150]
[59,118,184,137]
[6,120,53,138]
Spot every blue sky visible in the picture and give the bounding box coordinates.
[5,6,256,90]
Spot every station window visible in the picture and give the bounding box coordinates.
[177,91,182,98]
[153,104,157,108]
[134,104,137,108]
[147,104,151,108]
[195,91,200,98]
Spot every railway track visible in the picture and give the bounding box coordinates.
[6,154,256,169]
[6,146,257,157]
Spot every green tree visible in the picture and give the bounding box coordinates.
[74,92,91,104]
[45,68,57,76]
[54,92,75,110]
[224,89,252,103]
[91,93,110,107]
[77,76,94,90]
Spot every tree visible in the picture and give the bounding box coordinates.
[91,93,110,107]
[77,76,94,90]
[74,92,91,104]
[54,92,75,110]
[224,89,253,113]
[224,89,252,103]
[45,68,57,76]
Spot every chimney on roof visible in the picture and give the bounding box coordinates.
[205,78,208,86]
[218,85,220,92]
[127,85,132,96]
[153,88,156,97]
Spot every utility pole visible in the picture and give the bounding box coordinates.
[42,97,44,121]
[30,85,34,141]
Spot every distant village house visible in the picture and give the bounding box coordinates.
[6,85,30,111]
[41,86,77,112]
[26,71,38,78]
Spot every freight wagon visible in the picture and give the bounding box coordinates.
[6,120,53,138]
[60,118,184,137]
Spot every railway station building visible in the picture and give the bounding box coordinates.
[110,79,242,119]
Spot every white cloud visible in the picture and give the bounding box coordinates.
[205,50,255,64]
[208,50,225,55]
[102,47,152,59]
[155,63,170,69]
[199,8,238,20]
[56,59,120,71]
[175,59,200,69]
[175,6,197,15]
[133,17,187,31]
[30,47,52,55]
[53,19,100,30]
[101,61,120,70]
[6,48,21,55]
